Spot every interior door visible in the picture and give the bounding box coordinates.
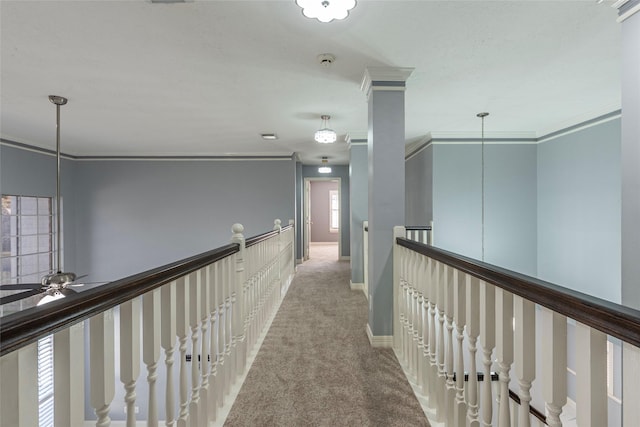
[304,179,311,260]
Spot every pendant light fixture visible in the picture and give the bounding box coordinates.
[318,157,332,173]
[314,115,337,143]
[477,112,489,262]
[296,0,356,23]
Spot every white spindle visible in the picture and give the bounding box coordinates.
[188,271,202,426]
[144,289,161,427]
[623,343,640,426]
[54,322,85,427]
[453,269,467,427]
[175,276,190,424]
[466,275,480,427]
[90,309,115,427]
[514,296,535,427]
[199,267,211,427]
[479,280,495,427]
[208,263,220,421]
[427,257,439,413]
[540,308,567,427]
[161,281,177,427]
[444,265,456,426]
[495,287,513,427]
[231,224,247,375]
[120,299,141,427]
[0,342,38,427]
[575,322,607,427]
[436,261,447,422]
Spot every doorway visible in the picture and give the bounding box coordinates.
[303,178,341,261]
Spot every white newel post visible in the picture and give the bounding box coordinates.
[120,298,141,427]
[453,270,467,427]
[393,226,405,354]
[54,322,85,427]
[231,224,247,376]
[188,271,202,427]
[623,343,640,426]
[466,275,480,427]
[514,296,535,427]
[161,281,177,427]
[495,287,513,427]
[540,308,567,427]
[575,322,607,427]
[144,289,161,427]
[273,219,282,296]
[436,262,447,422]
[479,281,495,427]
[0,342,38,427]
[363,221,369,300]
[90,309,115,427]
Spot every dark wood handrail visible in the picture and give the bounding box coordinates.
[1,243,239,357]
[396,237,640,348]
[245,224,293,248]
[405,225,433,231]
[509,390,547,425]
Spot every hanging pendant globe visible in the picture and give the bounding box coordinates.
[314,128,337,143]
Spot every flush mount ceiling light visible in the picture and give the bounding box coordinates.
[314,115,337,143]
[318,157,332,173]
[261,133,278,140]
[296,0,356,23]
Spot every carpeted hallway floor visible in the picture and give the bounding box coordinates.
[224,243,429,427]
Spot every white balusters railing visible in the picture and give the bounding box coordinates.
[0,219,295,426]
[393,226,640,427]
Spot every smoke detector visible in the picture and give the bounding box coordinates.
[317,54,336,67]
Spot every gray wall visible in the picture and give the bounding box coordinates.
[309,180,339,242]
[0,144,78,273]
[432,143,538,276]
[537,119,621,302]
[349,143,367,284]
[405,144,433,226]
[621,12,640,310]
[74,159,296,283]
[301,165,350,258]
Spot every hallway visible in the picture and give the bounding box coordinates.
[224,246,429,426]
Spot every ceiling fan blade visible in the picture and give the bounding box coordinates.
[59,288,77,297]
[0,289,42,305]
[0,283,42,291]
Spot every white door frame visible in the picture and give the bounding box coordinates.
[303,177,342,260]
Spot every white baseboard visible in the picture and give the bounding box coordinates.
[366,323,393,348]
[340,255,351,261]
[350,281,364,291]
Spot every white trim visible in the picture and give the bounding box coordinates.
[430,130,536,140]
[366,323,393,348]
[340,256,350,261]
[537,111,622,144]
[361,66,414,98]
[618,2,640,22]
[350,281,364,291]
[535,105,621,138]
[431,139,536,146]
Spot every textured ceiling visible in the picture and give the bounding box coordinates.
[0,1,621,165]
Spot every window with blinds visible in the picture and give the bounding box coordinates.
[1,195,55,426]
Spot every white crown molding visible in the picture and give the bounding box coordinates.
[535,105,621,139]
[618,2,640,22]
[361,66,414,98]
[366,324,393,348]
[430,130,537,140]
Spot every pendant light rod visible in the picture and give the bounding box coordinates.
[49,95,68,274]
[477,112,489,262]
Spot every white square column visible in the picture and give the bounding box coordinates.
[362,67,413,337]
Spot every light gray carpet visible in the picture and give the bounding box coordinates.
[224,246,429,427]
